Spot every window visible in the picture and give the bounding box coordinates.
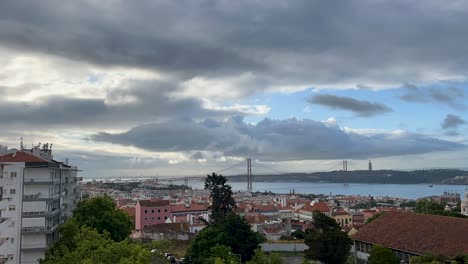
[10,172,17,178]
[151,217,154,220]
[10,238,14,244]
[9,205,15,211]
[10,189,15,195]
[145,210,148,214]
[158,217,160,220]
[144,218,147,221]
[158,209,160,213]
[151,210,154,213]
[164,216,167,220]
[164,209,167,212]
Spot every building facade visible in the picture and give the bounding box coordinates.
[0,146,81,264]
[462,191,468,216]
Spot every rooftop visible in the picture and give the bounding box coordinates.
[352,211,468,258]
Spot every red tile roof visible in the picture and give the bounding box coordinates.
[170,203,207,213]
[139,200,170,207]
[301,202,331,213]
[0,151,48,163]
[352,211,468,258]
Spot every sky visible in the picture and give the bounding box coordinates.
[0,0,467,178]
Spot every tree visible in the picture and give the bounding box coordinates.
[304,211,352,264]
[409,253,448,264]
[41,227,150,264]
[205,173,236,222]
[415,200,466,218]
[73,196,133,241]
[368,245,400,264]
[186,213,265,263]
[246,249,268,264]
[415,200,446,215]
[187,174,264,263]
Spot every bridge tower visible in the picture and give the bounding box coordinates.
[247,158,253,192]
[342,160,348,186]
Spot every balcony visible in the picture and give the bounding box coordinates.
[21,243,48,250]
[23,193,59,201]
[22,209,59,218]
[23,178,55,185]
[22,226,57,233]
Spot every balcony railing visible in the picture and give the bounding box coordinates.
[23,194,59,201]
[23,179,55,184]
[21,225,57,233]
[22,209,59,217]
[21,243,48,250]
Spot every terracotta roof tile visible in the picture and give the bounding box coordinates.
[139,200,170,207]
[0,151,48,163]
[352,211,468,258]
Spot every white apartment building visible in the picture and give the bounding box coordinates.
[0,145,81,264]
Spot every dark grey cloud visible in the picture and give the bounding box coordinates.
[93,117,463,161]
[2,1,468,88]
[0,81,254,128]
[441,114,466,129]
[400,85,465,108]
[190,151,205,160]
[307,94,392,117]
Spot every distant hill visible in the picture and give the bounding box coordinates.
[226,169,468,184]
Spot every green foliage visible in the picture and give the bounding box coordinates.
[368,245,400,264]
[304,211,352,264]
[73,196,133,241]
[415,200,446,214]
[205,173,236,222]
[415,200,466,218]
[409,253,448,264]
[210,244,237,264]
[365,212,385,225]
[269,253,283,264]
[400,200,417,208]
[41,227,150,264]
[186,213,265,263]
[410,253,468,264]
[246,249,268,264]
[42,196,133,262]
[187,173,263,263]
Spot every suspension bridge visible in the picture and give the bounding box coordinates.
[91,158,372,192]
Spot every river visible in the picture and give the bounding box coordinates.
[182,180,467,199]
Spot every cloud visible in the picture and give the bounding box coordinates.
[400,85,465,108]
[0,81,269,128]
[307,94,392,117]
[441,114,466,129]
[93,117,463,161]
[2,1,468,96]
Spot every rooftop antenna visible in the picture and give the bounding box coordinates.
[20,137,24,150]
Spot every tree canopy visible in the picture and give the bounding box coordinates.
[187,173,264,263]
[42,196,134,262]
[415,200,466,218]
[40,227,150,264]
[304,211,352,264]
[368,245,400,264]
[205,172,236,222]
[73,195,134,241]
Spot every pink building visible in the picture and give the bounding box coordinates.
[135,199,172,230]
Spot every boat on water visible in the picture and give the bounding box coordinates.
[428,184,433,187]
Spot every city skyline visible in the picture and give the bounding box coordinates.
[1,1,468,177]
